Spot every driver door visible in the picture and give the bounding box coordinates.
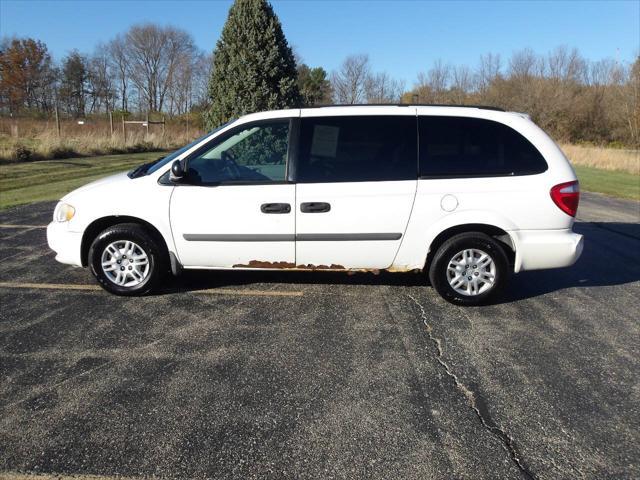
[170,117,296,268]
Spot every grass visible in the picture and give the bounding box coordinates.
[574,165,640,201]
[560,144,639,200]
[0,151,163,210]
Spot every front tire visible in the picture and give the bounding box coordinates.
[88,223,164,296]
[428,232,509,306]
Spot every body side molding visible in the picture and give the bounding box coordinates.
[183,233,403,242]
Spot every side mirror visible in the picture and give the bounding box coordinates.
[170,159,185,181]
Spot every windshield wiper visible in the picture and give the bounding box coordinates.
[128,156,166,179]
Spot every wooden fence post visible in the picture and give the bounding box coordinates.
[145,112,150,139]
[109,111,113,136]
[54,106,61,138]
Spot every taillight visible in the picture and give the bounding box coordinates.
[550,181,580,217]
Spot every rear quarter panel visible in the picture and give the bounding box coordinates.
[392,109,578,270]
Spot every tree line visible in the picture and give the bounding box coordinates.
[324,50,639,146]
[0,0,638,147]
[0,25,211,118]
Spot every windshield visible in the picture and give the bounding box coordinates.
[130,120,235,178]
[144,133,210,175]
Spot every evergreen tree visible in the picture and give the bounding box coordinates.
[205,0,300,128]
[298,64,332,105]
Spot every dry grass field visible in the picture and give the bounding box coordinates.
[560,144,639,175]
[0,116,204,162]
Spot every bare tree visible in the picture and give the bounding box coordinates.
[477,52,501,93]
[611,57,639,146]
[509,48,538,79]
[191,52,214,110]
[166,51,210,115]
[365,72,404,103]
[414,60,451,103]
[586,58,619,87]
[428,60,451,94]
[451,65,474,103]
[86,44,115,113]
[331,54,371,104]
[626,57,640,145]
[124,24,196,113]
[546,46,585,82]
[107,35,129,111]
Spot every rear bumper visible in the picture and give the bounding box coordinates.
[511,229,583,272]
[47,222,83,267]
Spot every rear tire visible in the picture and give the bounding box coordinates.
[428,232,509,306]
[88,223,164,296]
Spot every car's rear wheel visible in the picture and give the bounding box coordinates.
[428,232,509,306]
[89,223,164,295]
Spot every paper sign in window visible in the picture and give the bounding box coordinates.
[311,125,339,158]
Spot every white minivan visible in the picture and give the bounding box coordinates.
[47,105,583,305]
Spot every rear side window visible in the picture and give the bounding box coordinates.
[296,116,417,183]
[418,116,547,177]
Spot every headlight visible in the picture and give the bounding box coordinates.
[54,202,76,222]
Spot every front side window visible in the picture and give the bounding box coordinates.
[296,116,417,183]
[186,120,290,185]
[418,116,547,177]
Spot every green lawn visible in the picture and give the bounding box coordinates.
[574,165,640,201]
[0,153,638,211]
[0,152,164,210]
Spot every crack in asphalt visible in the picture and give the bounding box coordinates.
[407,293,536,480]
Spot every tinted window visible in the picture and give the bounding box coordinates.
[418,117,547,177]
[296,116,417,183]
[186,121,289,185]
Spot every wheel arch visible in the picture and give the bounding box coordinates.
[424,223,516,272]
[81,216,170,268]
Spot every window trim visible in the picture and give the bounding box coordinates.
[417,115,548,179]
[175,118,294,187]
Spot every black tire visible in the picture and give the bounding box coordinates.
[428,232,510,306]
[88,223,165,296]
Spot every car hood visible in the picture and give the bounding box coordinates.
[61,171,131,202]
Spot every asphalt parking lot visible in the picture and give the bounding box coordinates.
[0,192,638,479]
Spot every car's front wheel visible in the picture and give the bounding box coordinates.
[428,232,509,306]
[88,223,164,295]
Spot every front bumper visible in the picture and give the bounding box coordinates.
[512,229,584,273]
[47,222,83,267]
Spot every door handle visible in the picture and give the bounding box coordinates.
[300,202,331,213]
[260,203,291,214]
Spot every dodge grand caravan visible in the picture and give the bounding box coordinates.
[47,105,583,305]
